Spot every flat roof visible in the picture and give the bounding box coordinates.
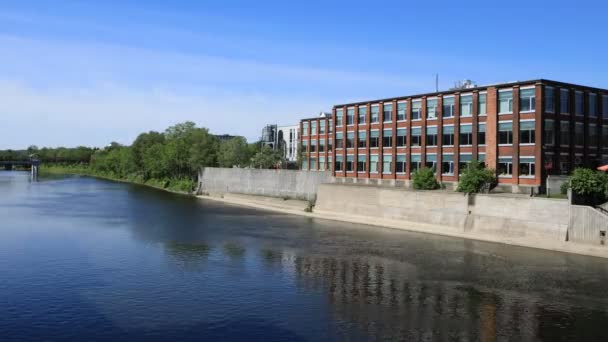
[332,79,608,108]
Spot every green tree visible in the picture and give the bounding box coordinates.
[251,146,283,169]
[456,161,497,193]
[569,168,606,197]
[131,131,165,171]
[218,137,251,168]
[412,167,440,190]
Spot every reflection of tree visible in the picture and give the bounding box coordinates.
[223,242,246,259]
[259,249,282,265]
[164,242,210,271]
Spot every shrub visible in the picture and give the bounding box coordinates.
[412,167,439,190]
[569,168,606,196]
[456,161,497,194]
[560,181,569,195]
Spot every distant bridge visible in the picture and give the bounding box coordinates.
[0,160,40,178]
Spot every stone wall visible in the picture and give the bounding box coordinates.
[197,167,331,201]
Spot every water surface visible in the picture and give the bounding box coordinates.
[1,171,608,341]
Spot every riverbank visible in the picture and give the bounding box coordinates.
[197,192,608,260]
[40,165,195,195]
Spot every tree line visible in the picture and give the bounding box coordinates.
[1,122,285,192]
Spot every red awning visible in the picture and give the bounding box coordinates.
[597,165,608,172]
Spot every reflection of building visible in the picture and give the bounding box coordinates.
[260,124,300,162]
[301,80,608,193]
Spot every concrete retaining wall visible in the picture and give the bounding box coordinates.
[315,184,569,241]
[197,167,331,201]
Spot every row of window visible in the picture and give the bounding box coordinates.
[301,120,333,136]
[301,157,332,172]
[335,93,488,125]
[545,87,608,118]
[544,121,608,148]
[301,139,333,153]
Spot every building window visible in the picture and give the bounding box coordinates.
[589,93,597,117]
[371,105,379,123]
[519,87,536,112]
[412,100,422,120]
[603,95,608,119]
[396,155,406,173]
[427,98,438,119]
[370,130,379,148]
[589,124,598,147]
[328,157,332,172]
[545,86,555,113]
[460,124,473,145]
[329,120,333,132]
[383,129,393,147]
[575,122,584,146]
[358,131,367,148]
[442,154,454,175]
[302,122,309,135]
[478,153,486,164]
[425,154,437,172]
[346,132,355,148]
[383,155,392,174]
[544,119,555,146]
[560,123,570,146]
[319,139,325,152]
[335,156,343,171]
[442,125,455,146]
[603,125,608,148]
[498,157,513,177]
[370,155,379,173]
[346,155,354,172]
[478,123,486,145]
[383,103,393,122]
[426,126,438,146]
[311,121,317,135]
[459,154,473,174]
[498,122,513,145]
[575,91,583,116]
[302,159,308,170]
[357,155,366,172]
[519,157,535,177]
[336,109,344,126]
[302,140,308,153]
[443,96,455,118]
[311,139,317,152]
[410,155,422,173]
[310,158,317,171]
[498,90,513,114]
[460,94,473,117]
[560,89,570,114]
[335,132,343,149]
[397,102,407,121]
[411,127,421,147]
[347,107,355,125]
[520,120,535,144]
[358,106,367,124]
[319,157,326,171]
[397,129,406,147]
[328,139,333,152]
[319,121,326,134]
[478,93,487,115]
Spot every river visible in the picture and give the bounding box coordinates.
[1,171,608,341]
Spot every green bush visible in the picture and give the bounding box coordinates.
[569,168,606,196]
[560,181,569,195]
[456,161,497,193]
[412,167,439,190]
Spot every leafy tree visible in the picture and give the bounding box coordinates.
[218,137,251,168]
[131,131,165,171]
[456,161,497,193]
[412,167,439,190]
[251,146,283,169]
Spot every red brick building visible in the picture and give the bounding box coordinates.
[300,80,608,193]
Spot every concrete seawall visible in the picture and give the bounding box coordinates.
[197,167,331,201]
[315,183,569,242]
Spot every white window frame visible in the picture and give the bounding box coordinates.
[519,86,536,113]
[498,89,514,114]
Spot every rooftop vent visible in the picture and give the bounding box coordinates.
[450,80,477,90]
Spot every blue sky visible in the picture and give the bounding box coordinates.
[0,0,606,148]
